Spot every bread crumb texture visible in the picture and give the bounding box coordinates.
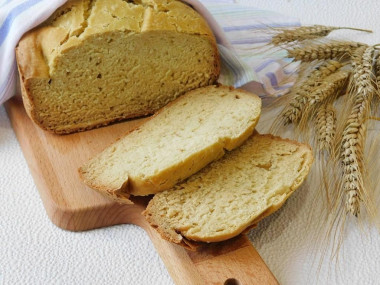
[79,85,261,198]
[144,134,313,246]
[16,0,220,134]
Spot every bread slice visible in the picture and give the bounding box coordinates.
[16,0,220,134]
[79,85,261,200]
[143,134,313,249]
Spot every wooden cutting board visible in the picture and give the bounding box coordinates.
[5,96,278,285]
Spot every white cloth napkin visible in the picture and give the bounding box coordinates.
[0,0,299,105]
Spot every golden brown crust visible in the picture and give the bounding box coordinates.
[143,205,201,250]
[16,31,46,129]
[16,0,220,134]
[143,134,313,249]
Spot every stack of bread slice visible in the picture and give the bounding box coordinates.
[79,84,313,248]
[79,85,262,200]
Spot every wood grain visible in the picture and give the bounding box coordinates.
[5,96,278,285]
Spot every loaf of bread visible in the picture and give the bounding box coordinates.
[79,85,261,201]
[16,0,220,134]
[143,134,313,249]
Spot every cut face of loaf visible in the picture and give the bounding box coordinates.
[144,134,313,249]
[16,0,220,134]
[79,85,261,200]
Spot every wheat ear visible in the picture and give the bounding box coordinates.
[287,41,365,62]
[272,25,372,46]
[308,71,350,105]
[341,46,375,217]
[296,70,349,139]
[282,60,343,124]
[315,103,337,153]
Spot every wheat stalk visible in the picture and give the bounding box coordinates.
[340,46,375,217]
[282,60,343,124]
[287,41,365,62]
[267,24,380,260]
[316,103,336,152]
[272,25,372,46]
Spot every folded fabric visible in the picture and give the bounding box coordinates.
[0,0,67,105]
[0,0,299,105]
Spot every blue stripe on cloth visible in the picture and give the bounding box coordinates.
[266,72,278,87]
[255,59,277,73]
[0,0,42,47]
[265,73,293,91]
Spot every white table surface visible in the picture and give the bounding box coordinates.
[1,1,380,284]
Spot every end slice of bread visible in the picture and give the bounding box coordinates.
[79,85,261,200]
[143,134,313,249]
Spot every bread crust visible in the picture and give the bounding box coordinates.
[16,0,220,134]
[143,134,313,250]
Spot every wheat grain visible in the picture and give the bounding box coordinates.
[375,51,380,90]
[316,103,336,152]
[341,46,375,217]
[282,60,343,124]
[287,41,365,62]
[272,25,372,46]
[308,71,350,105]
[297,70,349,136]
[350,45,373,83]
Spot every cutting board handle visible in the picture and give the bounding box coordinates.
[127,197,278,285]
[141,221,279,285]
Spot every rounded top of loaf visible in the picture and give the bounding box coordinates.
[44,0,213,46]
[17,0,216,79]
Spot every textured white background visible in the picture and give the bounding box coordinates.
[1,1,380,284]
